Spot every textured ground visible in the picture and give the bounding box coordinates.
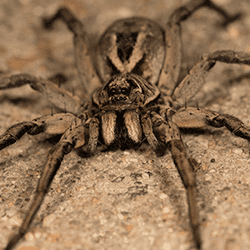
[1,0,250,250]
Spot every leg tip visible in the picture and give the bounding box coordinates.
[220,12,242,27]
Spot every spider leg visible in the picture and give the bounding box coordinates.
[141,112,160,151]
[158,0,242,97]
[203,0,242,27]
[151,112,201,249]
[171,50,250,108]
[87,117,99,153]
[4,120,86,250]
[43,7,101,96]
[172,107,250,141]
[0,113,77,151]
[0,121,35,150]
[0,73,82,114]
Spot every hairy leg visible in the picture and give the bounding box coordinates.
[0,113,77,150]
[3,118,86,250]
[158,0,242,97]
[171,50,250,108]
[43,7,101,97]
[151,112,201,249]
[172,107,250,141]
[0,73,82,114]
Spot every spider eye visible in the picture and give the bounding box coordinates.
[121,87,129,95]
[109,88,117,95]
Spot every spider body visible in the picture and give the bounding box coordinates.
[96,17,165,84]
[1,1,250,250]
[81,17,165,149]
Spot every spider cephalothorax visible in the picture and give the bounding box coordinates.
[91,73,160,148]
[1,1,250,250]
[93,73,159,108]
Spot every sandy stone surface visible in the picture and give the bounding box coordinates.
[1,0,250,250]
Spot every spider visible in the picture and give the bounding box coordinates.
[1,0,250,249]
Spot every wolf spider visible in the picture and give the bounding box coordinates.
[1,0,250,249]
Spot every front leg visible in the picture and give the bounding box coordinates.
[4,120,86,250]
[151,112,201,249]
[170,139,201,249]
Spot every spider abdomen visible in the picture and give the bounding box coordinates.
[96,17,165,84]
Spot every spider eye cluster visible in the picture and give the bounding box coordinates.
[107,76,132,103]
[109,86,130,96]
[109,85,130,102]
